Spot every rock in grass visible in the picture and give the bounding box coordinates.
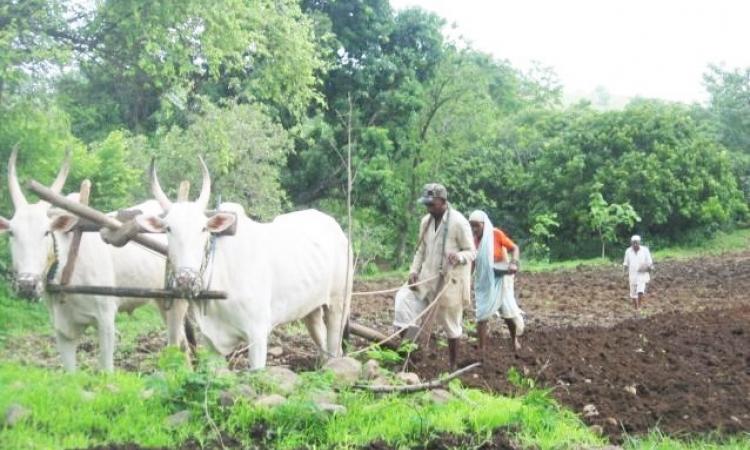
[166,410,191,428]
[396,372,420,385]
[80,390,96,401]
[623,384,637,396]
[265,366,300,394]
[582,404,599,417]
[362,359,380,380]
[219,390,236,407]
[4,404,29,427]
[323,357,362,385]
[429,389,452,404]
[256,394,286,408]
[370,376,391,387]
[235,384,257,400]
[310,390,337,405]
[219,384,257,407]
[315,402,347,415]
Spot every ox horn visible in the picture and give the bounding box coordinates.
[8,144,28,208]
[150,158,173,211]
[196,156,211,210]
[49,148,71,194]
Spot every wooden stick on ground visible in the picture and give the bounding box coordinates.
[354,362,482,393]
[347,322,399,350]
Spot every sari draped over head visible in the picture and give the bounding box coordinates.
[469,210,502,321]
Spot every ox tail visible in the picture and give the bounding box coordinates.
[326,239,353,358]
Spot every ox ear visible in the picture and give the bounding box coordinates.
[135,214,168,233]
[205,212,235,234]
[0,217,10,233]
[50,213,79,233]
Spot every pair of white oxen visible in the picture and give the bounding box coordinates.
[0,150,352,371]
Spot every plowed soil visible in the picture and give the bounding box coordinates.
[354,251,750,442]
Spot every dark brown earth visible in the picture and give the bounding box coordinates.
[365,251,750,442]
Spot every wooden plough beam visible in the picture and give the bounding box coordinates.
[27,179,224,300]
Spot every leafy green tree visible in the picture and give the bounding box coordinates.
[527,212,560,262]
[146,101,292,219]
[704,65,750,153]
[588,185,640,258]
[58,0,324,139]
[0,0,76,104]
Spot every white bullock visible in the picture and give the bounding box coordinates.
[136,158,352,369]
[0,149,191,371]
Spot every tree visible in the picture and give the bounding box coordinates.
[58,0,325,139]
[146,101,292,220]
[704,64,750,153]
[0,0,77,104]
[588,185,640,258]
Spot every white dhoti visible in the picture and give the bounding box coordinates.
[393,285,463,339]
[497,275,524,336]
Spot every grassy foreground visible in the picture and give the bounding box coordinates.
[0,351,602,449]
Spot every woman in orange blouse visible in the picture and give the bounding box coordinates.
[469,210,524,359]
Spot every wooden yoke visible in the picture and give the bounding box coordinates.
[28,180,169,255]
[59,180,90,285]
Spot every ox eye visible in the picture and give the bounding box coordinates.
[44,230,51,236]
[165,225,171,233]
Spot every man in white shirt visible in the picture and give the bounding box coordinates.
[623,235,653,310]
[394,183,476,370]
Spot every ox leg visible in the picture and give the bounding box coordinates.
[303,308,328,362]
[324,303,348,359]
[159,299,191,351]
[55,331,78,372]
[97,318,116,372]
[246,327,269,370]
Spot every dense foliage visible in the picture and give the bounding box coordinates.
[0,0,747,270]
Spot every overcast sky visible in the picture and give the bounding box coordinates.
[390,0,750,104]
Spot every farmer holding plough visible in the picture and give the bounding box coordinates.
[393,183,476,370]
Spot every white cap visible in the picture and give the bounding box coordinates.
[631,235,641,242]
[468,210,487,222]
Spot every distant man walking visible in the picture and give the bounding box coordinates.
[468,210,524,358]
[623,235,653,310]
[394,183,476,370]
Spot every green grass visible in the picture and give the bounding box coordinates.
[0,357,605,450]
[524,228,750,272]
[624,430,750,449]
[0,293,49,349]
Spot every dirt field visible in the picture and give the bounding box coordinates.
[4,251,749,443]
[351,251,750,442]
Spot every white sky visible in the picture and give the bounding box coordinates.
[390,0,750,104]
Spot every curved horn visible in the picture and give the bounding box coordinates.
[196,156,211,209]
[150,158,173,211]
[8,144,28,208]
[49,148,71,194]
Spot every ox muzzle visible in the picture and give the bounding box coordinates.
[171,267,203,298]
[12,273,44,300]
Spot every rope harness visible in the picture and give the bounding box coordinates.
[163,234,216,314]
